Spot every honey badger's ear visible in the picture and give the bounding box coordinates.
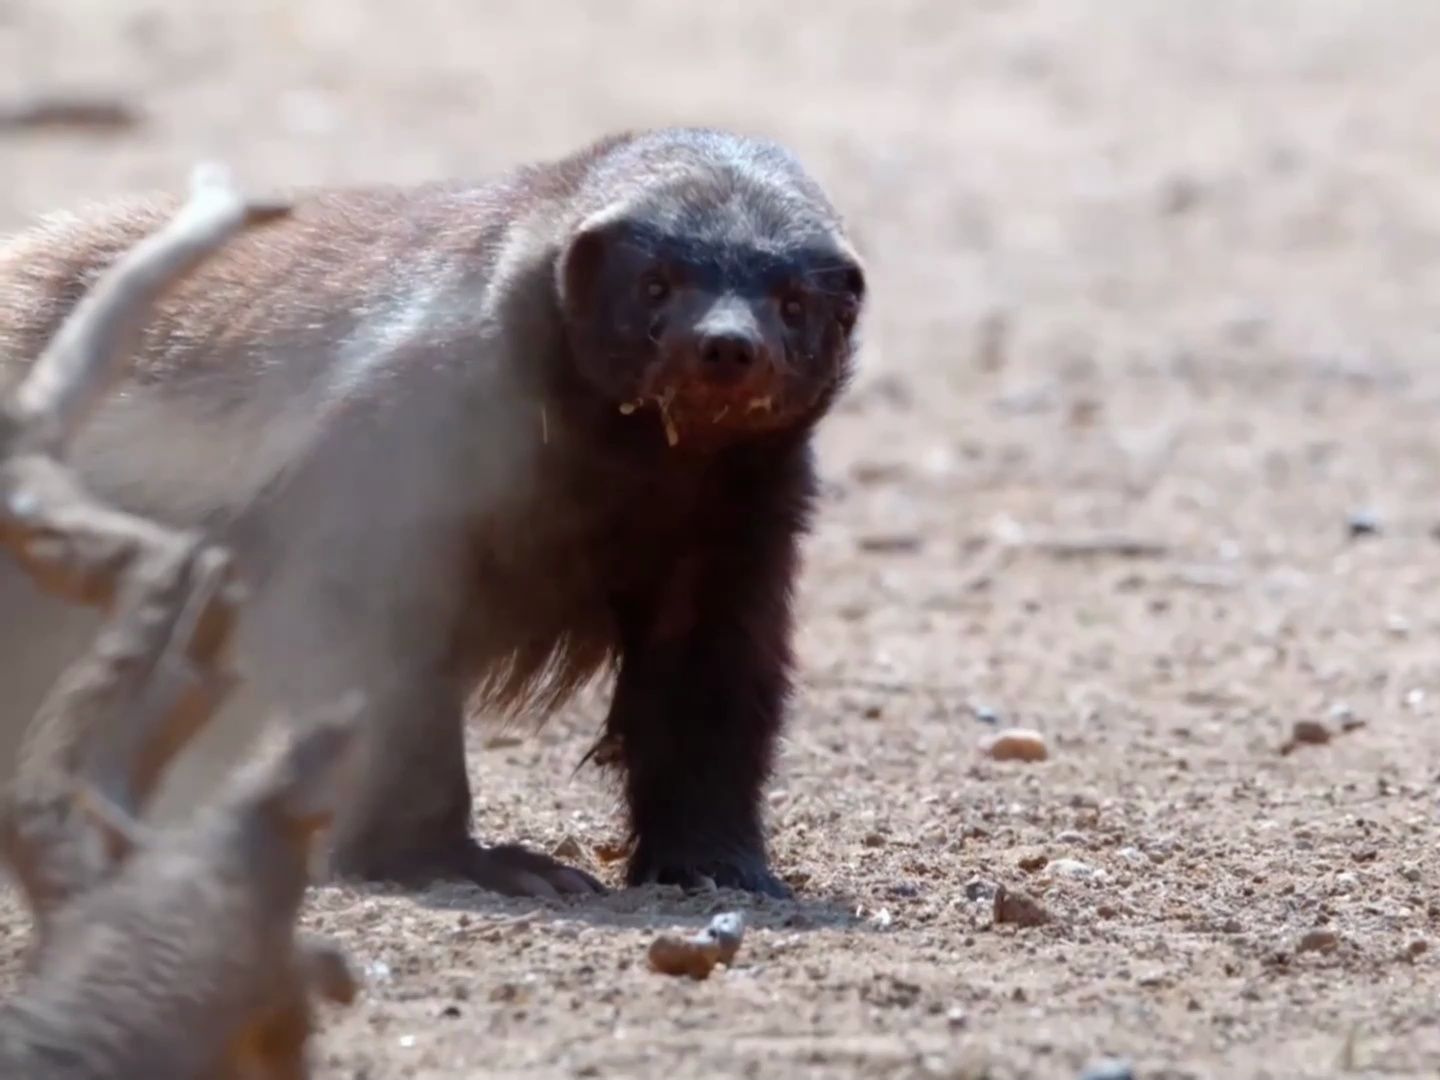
[556,209,626,322]
[834,239,867,298]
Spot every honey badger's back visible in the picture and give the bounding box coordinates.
[1,185,490,519]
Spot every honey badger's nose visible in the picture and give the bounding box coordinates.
[700,330,759,372]
[691,297,767,384]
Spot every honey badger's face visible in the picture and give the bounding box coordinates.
[558,165,865,448]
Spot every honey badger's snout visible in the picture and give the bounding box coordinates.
[662,292,777,390]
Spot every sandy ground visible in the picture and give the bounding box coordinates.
[2,1,1440,1077]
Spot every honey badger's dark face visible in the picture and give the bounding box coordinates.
[558,153,865,448]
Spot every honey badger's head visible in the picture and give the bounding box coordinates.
[557,129,866,448]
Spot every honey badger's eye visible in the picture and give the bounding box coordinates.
[641,272,670,305]
[780,292,806,326]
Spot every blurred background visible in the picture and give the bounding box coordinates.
[3,2,1440,1078]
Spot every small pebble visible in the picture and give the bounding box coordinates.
[706,912,746,961]
[972,703,1002,725]
[993,884,1050,928]
[1346,510,1382,538]
[1017,850,1049,873]
[1404,939,1428,962]
[982,728,1049,763]
[922,824,949,846]
[964,877,996,902]
[857,533,924,554]
[647,935,720,979]
[1280,719,1331,754]
[1297,928,1340,953]
[1329,702,1367,732]
[1079,1058,1135,1080]
[1116,847,1147,866]
[851,460,909,486]
[1047,858,1104,882]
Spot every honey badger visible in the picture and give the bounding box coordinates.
[0,128,867,898]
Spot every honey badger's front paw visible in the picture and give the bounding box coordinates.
[334,837,606,899]
[627,844,792,899]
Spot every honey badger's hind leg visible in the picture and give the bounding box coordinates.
[323,667,604,898]
[227,401,605,902]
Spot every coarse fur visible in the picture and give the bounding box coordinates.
[0,128,867,897]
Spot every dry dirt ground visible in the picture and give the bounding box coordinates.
[2,1,1440,1077]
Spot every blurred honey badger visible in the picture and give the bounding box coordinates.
[0,128,866,899]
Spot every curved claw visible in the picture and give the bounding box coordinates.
[336,837,608,899]
[467,843,607,898]
[628,848,792,899]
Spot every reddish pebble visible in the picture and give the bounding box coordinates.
[983,728,1049,763]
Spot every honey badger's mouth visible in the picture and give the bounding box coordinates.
[618,380,795,447]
